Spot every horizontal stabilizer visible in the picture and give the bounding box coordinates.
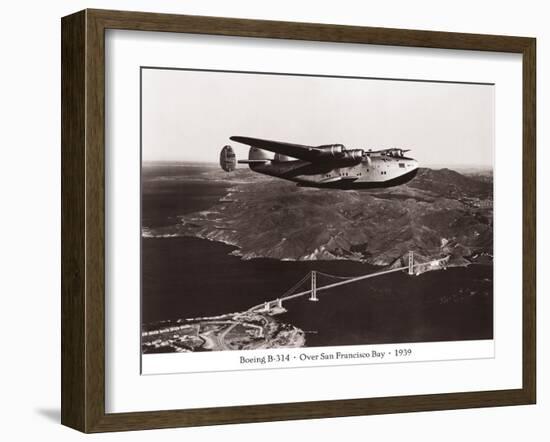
[237,159,270,164]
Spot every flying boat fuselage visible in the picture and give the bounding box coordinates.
[220,136,419,190]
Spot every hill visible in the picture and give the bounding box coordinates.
[145,167,493,266]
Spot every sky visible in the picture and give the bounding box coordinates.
[141,68,494,169]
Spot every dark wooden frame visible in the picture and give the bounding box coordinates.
[61,9,536,433]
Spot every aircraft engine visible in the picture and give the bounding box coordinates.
[219,145,236,172]
[316,144,346,158]
[342,149,365,161]
[316,145,365,164]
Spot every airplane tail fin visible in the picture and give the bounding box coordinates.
[219,145,236,172]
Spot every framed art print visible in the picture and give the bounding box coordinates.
[61,9,536,432]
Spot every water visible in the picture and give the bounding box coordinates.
[141,163,493,349]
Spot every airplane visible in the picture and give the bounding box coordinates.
[219,136,419,189]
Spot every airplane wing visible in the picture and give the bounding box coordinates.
[230,136,326,162]
[370,148,411,155]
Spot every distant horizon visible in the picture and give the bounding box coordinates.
[141,159,493,172]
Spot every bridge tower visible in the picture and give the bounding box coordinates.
[264,301,270,311]
[276,298,282,308]
[408,251,414,275]
[309,271,319,301]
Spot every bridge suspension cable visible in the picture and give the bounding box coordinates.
[315,270,358,281]
[279,272,311,299]
[280,271,355,300]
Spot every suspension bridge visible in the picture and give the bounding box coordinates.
[249,251,449,313]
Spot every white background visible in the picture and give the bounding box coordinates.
[0,0,546,440]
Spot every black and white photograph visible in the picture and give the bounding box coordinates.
[140,67,494,358]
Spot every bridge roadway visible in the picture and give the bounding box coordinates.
[249,258,447,312]
[249,265,410,312]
